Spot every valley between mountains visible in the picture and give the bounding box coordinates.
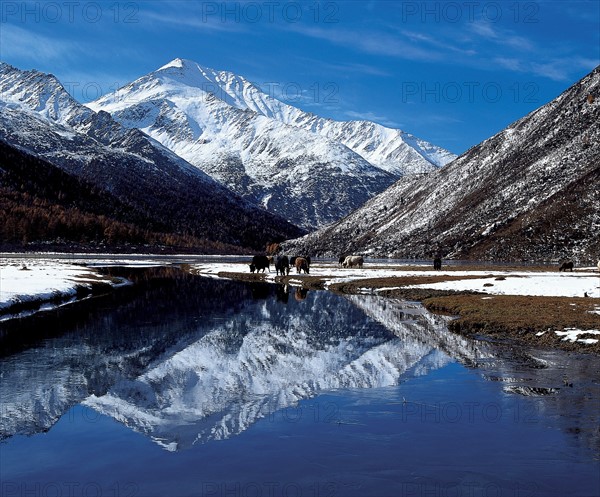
[1,60,599,351]
[1,59,597,263]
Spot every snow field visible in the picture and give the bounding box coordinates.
[0,259,130,318]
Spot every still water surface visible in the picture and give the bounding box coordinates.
[1,268,598,497]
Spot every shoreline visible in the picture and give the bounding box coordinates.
[1,257,599,354]
[0,260,131,321]
[190,261,600,354]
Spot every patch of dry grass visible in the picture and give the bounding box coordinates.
[423,295,600,353]
[215,271,267,282]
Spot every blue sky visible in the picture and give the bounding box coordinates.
[1,0,598,153]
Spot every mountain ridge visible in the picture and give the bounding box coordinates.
[89,58,455,228]
[283,66,600,262]
[0,62,305,250]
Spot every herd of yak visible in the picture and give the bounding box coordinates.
[249,254,365,275]
[250,254,600,275]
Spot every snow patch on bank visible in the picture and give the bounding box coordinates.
[0,259,129,319]
[408,274,600,299]
[554,329,600,344]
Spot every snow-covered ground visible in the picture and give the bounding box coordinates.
[0,259,131,319]
[192,261,600,299]
[407,273,600,299]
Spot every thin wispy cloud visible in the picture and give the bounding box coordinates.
[290,25,443,61]
[531,57,599,81]
[290,57,392,78]
[141,9,248,33]
[289,20,595,83]
[0,24,80,63]
[492,48,598,82]
[321,61,391,78]
[463,21,597,81]
[400,30,477,56]
[469,22,534,51]
[344,110,400,127]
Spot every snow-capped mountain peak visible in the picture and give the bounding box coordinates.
[144,58,457,172]
[90,58,456,228]
[0,62,91,125]
[0,62,304,248]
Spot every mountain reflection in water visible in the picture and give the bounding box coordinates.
[1,271,598,458]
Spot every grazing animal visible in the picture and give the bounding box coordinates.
[343,255,364,268]
[275,255,290,276]
[559,260,574,272]
[597,260,600,272]
[433,257,442,270]
[295,257,310,274]
[251,255,270,273]
[338,255,346,266]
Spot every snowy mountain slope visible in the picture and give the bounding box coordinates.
[89,58,454,228]
[135,58,456,174]
[285,66,600,262]
[0,63,304,248]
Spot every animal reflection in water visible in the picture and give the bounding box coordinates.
[294,287,308,301]
[276,284,290,303]
[250,283,271,300]
[249,283,305,303]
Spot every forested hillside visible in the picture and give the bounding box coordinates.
[0,141,244,253]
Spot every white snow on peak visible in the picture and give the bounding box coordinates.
[89,59,404,228]
[141,58,457,174]
[0,62,91,126]
[88,58,456,228]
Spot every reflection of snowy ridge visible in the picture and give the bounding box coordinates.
[83,312,447,450]
[342,295,498,365]
[0,347,91,439]
[3,278,598,458]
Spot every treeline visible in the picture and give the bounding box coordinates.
[0,141,242,253]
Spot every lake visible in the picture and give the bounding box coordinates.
[1,267,598,497]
